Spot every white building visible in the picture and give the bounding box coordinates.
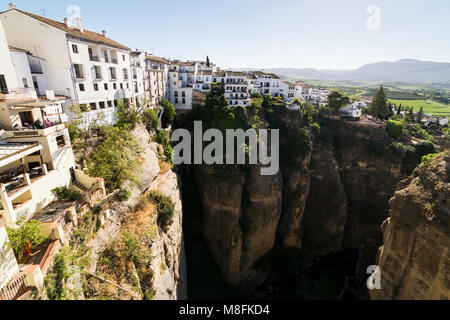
[145,54,170,106]
[340,102,362,120]
[253,71,282,96]
[0,6,133,125]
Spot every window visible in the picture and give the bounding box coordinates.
[94,66,102,79]
[56,135,66,148]
[174,91,178,97]
[94,83,99,91]
[182,91,185,97]
[120,83,123,89]
[79,83,85,91]
[182,98,185,104]
[73,64,84,79]
[126,83,129,89]
[0,75,8,94]
[72,44,78,53]
[104,83,108,90]
[175,98,179,104]
[22,78,29,88]
[107,101,113,108]
[99,101,106,109]
[90,103,97,110]
[122,54,125,61]
[113,83,117,90]
[110,67,116,80]
[123,69,128,80]
[104,51,109,63]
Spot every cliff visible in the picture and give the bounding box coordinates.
[185,115,417,296]
[371,152,450,300]
[86,125,187,300]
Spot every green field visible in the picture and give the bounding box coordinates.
[389,99,450,117]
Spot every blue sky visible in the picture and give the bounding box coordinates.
[1,0,449,69]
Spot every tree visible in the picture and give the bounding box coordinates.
[397,104,402,115]
[7,218,46,256]
[328,91,350,113]
[160,98,176,127]
[369,86,391,120]
[142,108,159,132]
[386,120,405,140]
[417,107,424,123]
[206,56,210,67]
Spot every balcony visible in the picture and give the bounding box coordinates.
[7,124,67,138]
[89,55,100,62]
[111,58,118,64]
[0,88,38,101]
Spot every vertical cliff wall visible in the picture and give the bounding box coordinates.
[371,152,449,300]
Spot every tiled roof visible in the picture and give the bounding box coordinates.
[4,9,129,50]
[146,54,169,64]
[170,60,196,66]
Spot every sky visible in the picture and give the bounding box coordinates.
[1,0,449,70]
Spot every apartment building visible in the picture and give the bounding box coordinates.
[223,72,252,107]
[0,6,132,125]
[130,51,147,106]
[253,71,282,96]
[145,54,170,106]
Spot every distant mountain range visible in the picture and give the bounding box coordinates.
[244,59,450,84]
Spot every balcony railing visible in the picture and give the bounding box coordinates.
[89,55,100,62]
[111,58,118,64]
[0,274,29,300]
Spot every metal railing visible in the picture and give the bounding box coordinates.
[0,274,28,300]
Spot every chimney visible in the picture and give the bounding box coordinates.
[76,17,83,32]
[102,30,107,38]
[8,3,16,9]
[64,18,70,28]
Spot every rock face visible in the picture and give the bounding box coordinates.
[195,164,283,289]
[187,116,419,295]
[301,142,348,260]
[371,152,450,300]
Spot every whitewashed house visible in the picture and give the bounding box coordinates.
[145,54,170,106]
[339,102,362,120]
[0,6,133,125]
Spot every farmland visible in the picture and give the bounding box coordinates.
[388,99,450,117]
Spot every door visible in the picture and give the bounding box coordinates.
[19,111,34,126]
[0,75,8,94]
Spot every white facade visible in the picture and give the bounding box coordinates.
[0,226,19,290]
[0,8,132,125]
[145,55,170,106]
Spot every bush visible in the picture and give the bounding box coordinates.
[142,108,159,132]
[155,130,169,145]
[67,122,81,141]
[421,153,438,166]
[52,186,82,202]
[148,191,175,231]
[88,126,142,190]
[415,140,436,158]
[390,142,415,159]
[7,218,46,255]
[160,98,176,126]
[408,124,436,143]
[114,189,131,202]
[386,120,405,140]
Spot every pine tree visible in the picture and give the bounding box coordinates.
[397,104,402,115]
[369,86,390,120]
[417,107,424,123]
[206,56,210,67]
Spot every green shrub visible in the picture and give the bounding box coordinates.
[148,191,175,231]
[421,153,438,166]
[386,120,405,140]
[160,98,176,126]
[142,109,159,132]
[415,140,436,158]
[67,122,81,141]
[390,142,415,159]
[52,186,82,202]
[7,218,46,255]
[114,189,131,202]
[408,124,436,143]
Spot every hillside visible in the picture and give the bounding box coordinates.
[252,59,450,84]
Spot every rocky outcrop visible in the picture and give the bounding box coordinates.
[301,143,348,260]
[371,152,450,300]
[195,164,282,289]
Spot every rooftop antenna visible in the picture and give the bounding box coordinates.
[40,8,46,17]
